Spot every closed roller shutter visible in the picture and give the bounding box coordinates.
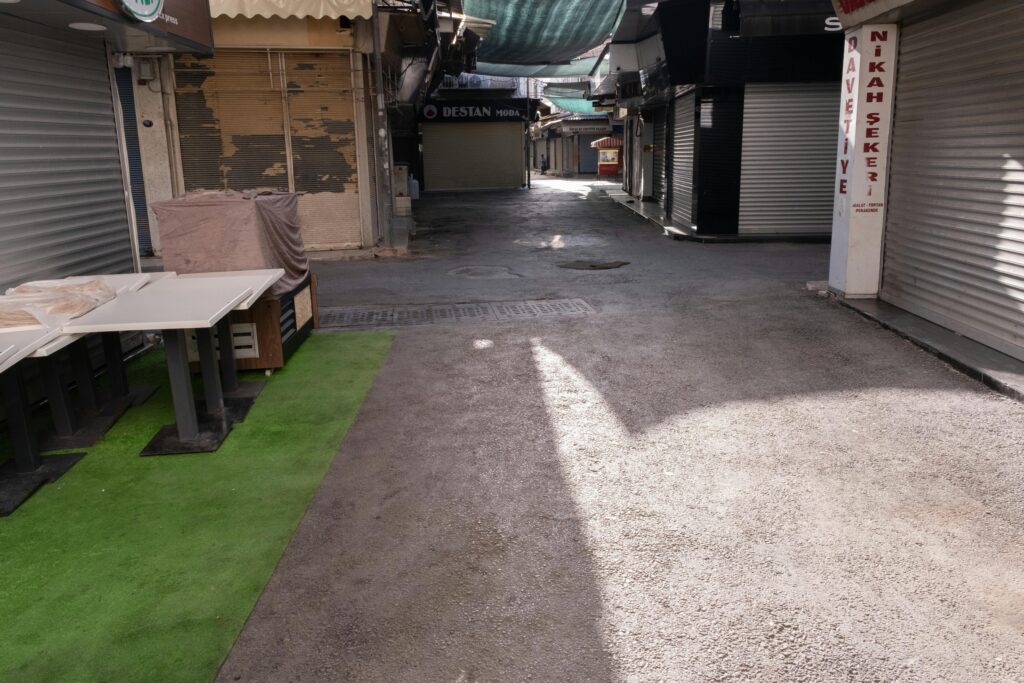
[881,0,1024,362]
[630,117,643,197]
[579,134,600,174]
[0,21,134,290]
[651,107,667,205]
[738,83,840,234]
[174,50,362,250]
[422,122,524,191]
[671,93,696,227]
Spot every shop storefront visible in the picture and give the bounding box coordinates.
[420,98,533,191]
[654,0,842,237]
[829,0,1024,363]
[0,0,213,289]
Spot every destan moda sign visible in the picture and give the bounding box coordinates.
[121,0,164,22]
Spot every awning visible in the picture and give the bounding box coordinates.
[209,0,373,19]
[547,97,598,115]
[590,136,622,149]
[476,56,603,79]
[463,0,626,64]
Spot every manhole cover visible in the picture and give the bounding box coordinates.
[558,260,630,270]
[447,266,520,279]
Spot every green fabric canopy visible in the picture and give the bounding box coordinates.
[475,57,601,78]
[542,81,591,98]
[464,0,626,64]
[546,97,598,114]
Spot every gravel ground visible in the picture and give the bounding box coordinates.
[218,179,1024,682]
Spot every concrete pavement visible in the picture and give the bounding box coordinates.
[218,178,1024,682]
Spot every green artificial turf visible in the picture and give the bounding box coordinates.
[0,331,392,682]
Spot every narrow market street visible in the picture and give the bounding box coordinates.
[218,179,1024,682]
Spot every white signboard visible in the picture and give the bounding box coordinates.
[829,24,899,297]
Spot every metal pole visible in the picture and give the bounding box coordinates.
[371,1,395,247]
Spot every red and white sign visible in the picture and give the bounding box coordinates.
[829,24,899,297]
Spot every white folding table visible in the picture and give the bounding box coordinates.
[26,273,170,448]
[65,276,253,455]
[177,270,284,395]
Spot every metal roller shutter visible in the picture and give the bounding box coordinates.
[579,134,600,174]
[882,0,1024,362]
[114,66,153,256]
[651,107,667,205]
[670,93,696,227]
[422,122,524,191]
[0,22,134,290]
[630,117,643,197]
[738,83,840,234]
[174,50,362,250]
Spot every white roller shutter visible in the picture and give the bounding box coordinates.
[423,122,523,190]
[670,93,696,227]
[0,21,134,290]
[882,0,1024,362]
[738,83,840,235]
[651,108,667,205]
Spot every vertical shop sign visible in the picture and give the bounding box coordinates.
[829,24,899,297]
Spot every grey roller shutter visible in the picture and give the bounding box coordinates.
[738,83,840,235]
[0,21,134,290]
[651,108,667,205]
[881,0,1024,362]
[671,93,696,227]
[579,134,600,174]
[422,122,524,191]
[630,118,643,196]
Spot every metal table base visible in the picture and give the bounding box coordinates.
[0,366,83,516]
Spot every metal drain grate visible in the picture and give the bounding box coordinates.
[318,299,595,329]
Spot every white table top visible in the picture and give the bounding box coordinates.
[63,277,253,334]
[0,328,63,374]
[26,272,176,357]
[178,269,285,310]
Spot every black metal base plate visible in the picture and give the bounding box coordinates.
[39,397,131,451]
[197,395,257,426]
[223,380,266,401]
[128,383,159,407]
[140,417,231,457]
[0,453,85,516]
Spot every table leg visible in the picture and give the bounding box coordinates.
[40,356,78,437]
[0,366,40,473]
[102,332,129,398]
[163,330,199,442]
[216,317,239,394]
[70,339,99,415]
[196,328,224,417]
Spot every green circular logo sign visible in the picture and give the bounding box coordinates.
[120,0,164,22]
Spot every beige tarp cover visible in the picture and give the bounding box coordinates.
[209,0,372,19]
[153,191,309,298]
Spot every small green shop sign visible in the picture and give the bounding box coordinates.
[120,0,164,22]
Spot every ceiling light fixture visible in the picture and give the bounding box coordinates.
[69,22,107,31]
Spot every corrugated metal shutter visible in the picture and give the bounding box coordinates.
[579,134,600,174]
[881,0,1024,362]
[738,83,840,234]
[114,66,153,256]
[285,52,361,250]
[174,50,362,250]
[0,22,134,290]
[670,93,696,226]
[422,122,524,191]
[630,117,643,197]
[651,107,667,204]
[174,51,289,192]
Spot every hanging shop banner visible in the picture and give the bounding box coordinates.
[420,99,533,123]
[829,24,899,296]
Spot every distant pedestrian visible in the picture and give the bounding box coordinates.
[540,154,549,175]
